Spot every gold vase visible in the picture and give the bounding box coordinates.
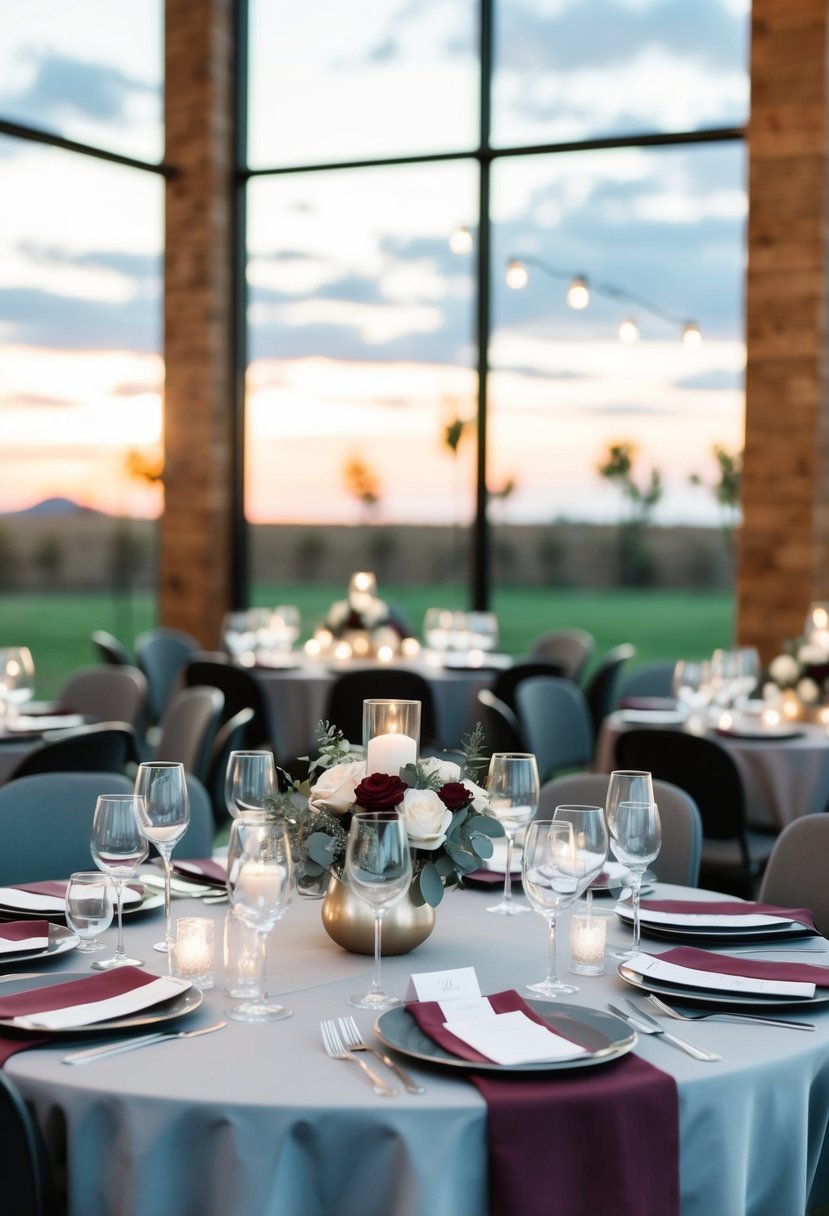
[321,873,436,955]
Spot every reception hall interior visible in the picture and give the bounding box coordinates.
[3,1,829,1214]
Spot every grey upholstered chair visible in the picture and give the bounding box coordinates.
[759,816,829,937]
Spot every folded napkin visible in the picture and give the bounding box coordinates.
[465,870,522,888]
[634,899,817,931]
[0,967,188,1064]
[408,989,679,1216]
[0,920,50,955]
[656,946,829,990]
[0,881,142,915]
[618,696,678,712]
[173,859,227,887]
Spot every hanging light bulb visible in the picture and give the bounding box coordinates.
[682,320,702,347]
[618,317,640,344]
[505,259,529,289]
[449,226,474,255]
[566,275,590,310]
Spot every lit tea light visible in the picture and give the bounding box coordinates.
[377,645,394,663]
[351,635,371,658]
[401,637,420,659]
[569,912,607,976]
[173,917,215,989]
[304,638,321,657]
[762,707,781,728]
[333,641,352,661]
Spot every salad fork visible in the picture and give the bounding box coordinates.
[608,1000,721,1061]
[320,1019,398,1097]
[645,993,814,1032]
[338,1016,426,1094]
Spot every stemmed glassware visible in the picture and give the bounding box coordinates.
[134,761,190,956]
[0,646,35,722]
[225,750,278,819]
[345,810,412,1010]
[485,752,540,916]
[609,800,662,956]
[605,769,655,956]
[225,816,293,1022]
[672,659,712,729]
[521,820,589,998]
[65,871,114,954]
[552,804,608,913]
[90,794,149,970]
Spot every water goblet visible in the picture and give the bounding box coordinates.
[65,871,114,954]
[485,752,540,916]
[522,819,588,998]
[134,761,190,955]
[345,810,413,1010]
[225,750,278,819]
[225,816,293,1022]
[90,794,149,970]
[609,799,662,957]
[552,804,608,913]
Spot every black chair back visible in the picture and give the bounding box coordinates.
[184,656,272,751]
[583,643,635,735]
[9,722,140,780]
[324,669,438,748]
[90,629,132,666]
[475,689,525,755]
[204,706,256,825]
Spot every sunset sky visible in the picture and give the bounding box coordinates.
[0,0,749,529]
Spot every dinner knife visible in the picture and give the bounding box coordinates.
[62,1020,226,1065]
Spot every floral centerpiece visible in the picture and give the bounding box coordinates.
[766,638,829,710]
[310,571,414,659]
[270,721,503,907]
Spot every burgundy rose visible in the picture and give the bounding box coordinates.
[354,772,407,813]
[437,782,474,812]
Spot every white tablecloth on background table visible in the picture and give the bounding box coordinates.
[8,882,829,1216]
[596,711,829,831]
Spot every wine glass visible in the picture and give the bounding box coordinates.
[609,799,662,957]
[552,804,608,913]
[485,752,540,916]
[521,819,588,998]
[90,794,149,970]
[345,810,412,1010]
[225,750,278,818]
[672,659,712,729]
[134,761,190,956]
[0,646,35,722]
[225,816,293,1022]
[65,871,114,954]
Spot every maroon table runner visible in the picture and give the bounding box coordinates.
[409,989,679,1216]
[656,946,829,987]
[638,899,817,930]
[0,967,158,1065]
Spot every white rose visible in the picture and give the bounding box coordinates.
[798,643,829,666]
[308,760,366,815]
[768,654,800,686]
[461,778,490,814]
[797,677,820,705]
[402,787,453,851]
[419,755,461,785]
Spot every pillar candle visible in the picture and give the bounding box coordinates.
[365,732,417,776]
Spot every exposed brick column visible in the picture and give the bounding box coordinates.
[161,0,237,647]
[738,0,829,659]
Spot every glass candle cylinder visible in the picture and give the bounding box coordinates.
[223,909,264,997]
[172,917,215,989]
[362,699,421,775]
[569,911,607,976]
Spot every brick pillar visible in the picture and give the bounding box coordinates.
[738,0,829,659]
[161,0,237,647]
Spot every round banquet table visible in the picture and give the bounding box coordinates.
[596,710,829,831]
[7,882,829,1216]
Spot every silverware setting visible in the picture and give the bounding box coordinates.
[645,992,815,1032]
[608,1000,721,1062]
[337,1015,426,1094]
[0,972,45,985]
[320,1018,398,1097]
[62,1020,226,1065]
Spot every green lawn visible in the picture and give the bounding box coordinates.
[0,585,735,698]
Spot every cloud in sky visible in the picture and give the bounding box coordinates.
[0,286,160,352]
[0,50,153,125]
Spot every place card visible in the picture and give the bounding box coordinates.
[625,951,815,999]
[442,1010,587,1065]
[406,966,494,1021]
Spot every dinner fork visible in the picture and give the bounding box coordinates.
[645,993,815,1032]
[338,1016,426,1094]
[608,1001,721,1061]
[320,1019,398,1097]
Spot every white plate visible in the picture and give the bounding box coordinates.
[615,904,818,944]
[0,885,161,921]
[375,1002,636,1073]
[0,972,204,1035]
[0,922,78,966]
[618,961,829,1010]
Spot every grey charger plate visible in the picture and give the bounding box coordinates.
[0,971,203,1035]
[0,922,79,967]
[618,961,829,1010]
[375,1002,636,1073]
[615,906,818,945]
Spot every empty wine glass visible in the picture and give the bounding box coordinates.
[672,659,712,729]
[225,750,278,819]
[90,794,149,970]
[485,752,540,916]
[65,871,114,954]
[522,819,588,998]
[609,799,662,958]
[345,810,413,1010]
[134,761,190,956]
[226,816,293,1022]
[552,804,608,913]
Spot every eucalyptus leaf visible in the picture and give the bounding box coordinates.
[306,831,339,869]
[302,858,325,877]
[468,814,504,838]
[418,863,445,907]
[434,854,455,878]
[445,807,469,838]
[445,843,479,873]
[469,832,494,860]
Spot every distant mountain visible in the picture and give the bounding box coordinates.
[3,497,108,519]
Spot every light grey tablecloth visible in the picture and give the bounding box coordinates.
[8,883,829,1216]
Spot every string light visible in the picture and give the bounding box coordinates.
[449,226,474,255]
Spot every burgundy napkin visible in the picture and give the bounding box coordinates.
[655,946,829,988]
[0,967,159,1066]
[618,696,677,711]
[408,989,679,1216]
[173,859,227,887]
[464,870,522,888]
[639,899,817,931]
[0,920,50,947]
